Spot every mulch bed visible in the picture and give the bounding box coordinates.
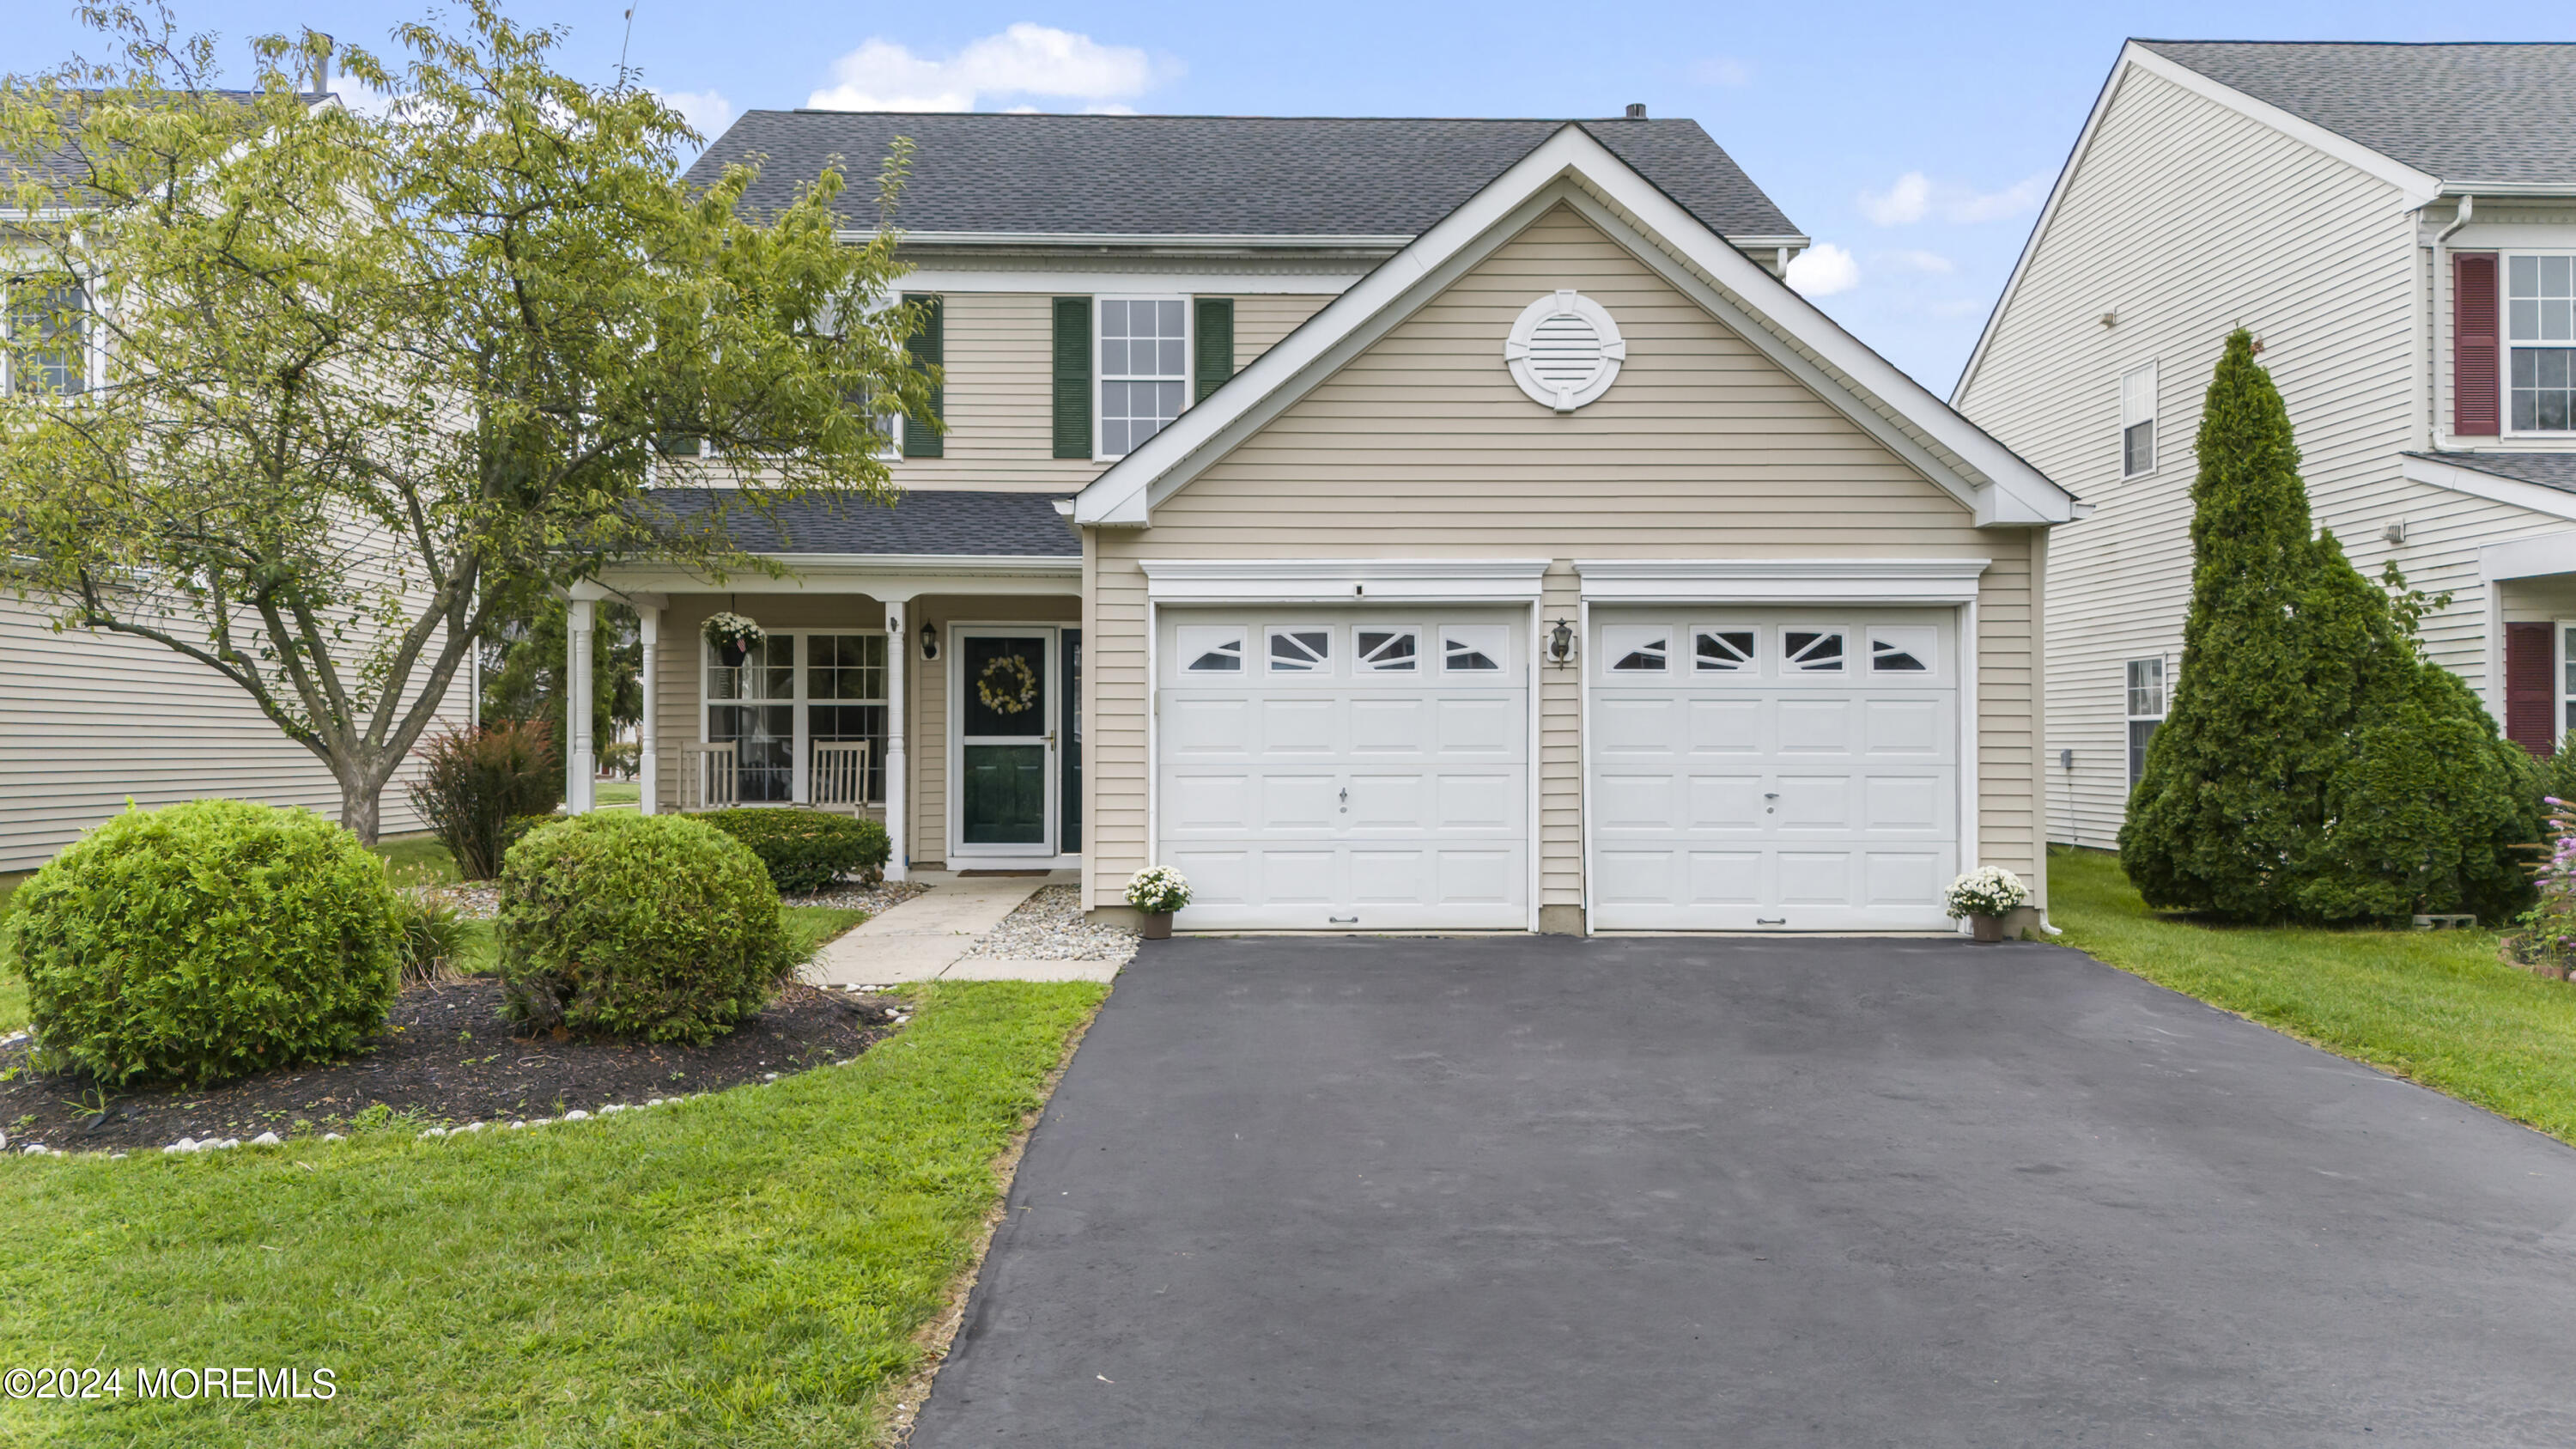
[0,981,905,1154]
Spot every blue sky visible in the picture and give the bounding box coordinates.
[9,3,2558,392]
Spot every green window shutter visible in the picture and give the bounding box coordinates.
[1053,295,1093,460]
[902,294,945,459]
[1193,297,1235,405]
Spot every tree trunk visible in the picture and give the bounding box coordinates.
[341,774,383,846]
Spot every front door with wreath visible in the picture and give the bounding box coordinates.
[958,631,1051,849]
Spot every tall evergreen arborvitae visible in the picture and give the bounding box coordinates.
[2120,329,2536,922]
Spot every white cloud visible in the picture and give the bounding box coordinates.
[1859,172,1931,226]
[1886,248,1953,274]
[1787,242,1859,297]
[1690,55,1751,87]
[807,24,1165,112]
[656,88,735,137]
[1858,169,2050,226]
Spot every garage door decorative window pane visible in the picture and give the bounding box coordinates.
[1357,630,1418,671]
[1443,629,1504,672]
[1869,629,1932,673]
[1181,627,1243,672]
[1785,630,1844,672]
[1607,630,1668,672]
[1694,630,1755,672]
[1268,630,1330,673]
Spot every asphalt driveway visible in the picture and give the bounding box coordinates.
[910,936,2576,1447]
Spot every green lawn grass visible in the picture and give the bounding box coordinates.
[373,835,461,887]
[2050,846,2576,1148]
[593,781,640,807]
[0,980,1105,1446]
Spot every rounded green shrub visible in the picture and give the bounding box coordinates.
[692,808,891,894]
[2,799,402,1085]
[496,812,792,1043]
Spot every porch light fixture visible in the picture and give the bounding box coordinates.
[920,621,939,661]
[1547,618,1576,667]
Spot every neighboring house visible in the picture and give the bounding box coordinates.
[0,86,470,872]
[589,110,2075,933]
[1957,40,2576,849]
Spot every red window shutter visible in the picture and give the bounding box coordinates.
[2456,252,2501,436]
[2506,620,2555,754]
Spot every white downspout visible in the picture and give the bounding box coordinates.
[2433,193,2474,450]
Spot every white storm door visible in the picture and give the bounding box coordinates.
[1588,608,1959,930]
[1157,609,1528,930]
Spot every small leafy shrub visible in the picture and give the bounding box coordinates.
[394,891,469,985]
[1944,867,2030,919]
[497,813,791,1044]
[3,800,401,1085]
[1126,866,1190,915]
[406,719,563,880]
[693,809,890,894]
[2514,797,2576,967]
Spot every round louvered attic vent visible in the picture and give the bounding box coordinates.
[1504,289,1626,411]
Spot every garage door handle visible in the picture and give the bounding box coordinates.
[1757,917,1785,926]
[1330,916,1358,924]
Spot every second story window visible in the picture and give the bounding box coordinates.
[6,283,88,397]
[2120,362,2156,478]
[2126,656,2166,784]
[1097,297,1187,458]
[2507,254,2576,432]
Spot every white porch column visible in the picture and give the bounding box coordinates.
[884,597,909,881]
[567,596,595,813]
[637,602,661,815]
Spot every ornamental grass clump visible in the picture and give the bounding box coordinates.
[694,809,890,893]
[2120,329,2538,923]
[2,800,401,1085]
[404,718,562,880]
[496,812,792,1044]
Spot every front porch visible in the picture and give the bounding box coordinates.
[570,490,1084,880]
[2482,531,2576,753]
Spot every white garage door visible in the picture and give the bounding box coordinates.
[1588,607,1959,931]
[1157,608,1529,930]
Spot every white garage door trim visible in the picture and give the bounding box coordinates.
[1144,582,1525,922]
[1577,561,1988,935]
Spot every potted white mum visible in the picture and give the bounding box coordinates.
[702,612,765,667]
[1945,867,2031,943]
[1126,866,1190,941]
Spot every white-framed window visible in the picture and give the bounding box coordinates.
[1442,624,1506,673]
[2125,656,2166,784]
[1267,627,1330,673]
[1603,625,1670,673]
[1692,629,1757,672]
[703,630,889,804]
[1356,627,1420,672]
[1868,627,1935,673]
[4,282,88,396]
[2120,361,2156,478]
[2507,253,2576,433]
[1097,295,1188,459]
[1783,629,1845,673]
[1179,625,1244,673]
[2558,622,2576,746]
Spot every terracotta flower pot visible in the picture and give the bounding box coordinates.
[1138,910,1173,941]
[1969,913,2008,944]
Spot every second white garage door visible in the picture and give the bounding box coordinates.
[1588,606,1959,931]
[1157,607,1529,930]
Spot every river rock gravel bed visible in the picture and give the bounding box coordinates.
[957,886,1139,965]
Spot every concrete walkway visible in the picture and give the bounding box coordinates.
[912,935,2576,1446]
[803,871,1120,985]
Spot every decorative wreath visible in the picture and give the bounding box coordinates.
[976,653,1040,715]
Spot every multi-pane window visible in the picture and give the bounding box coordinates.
[2120,362,2156,477]
[2125,657,2166,784]
[6,283,87,396]
[704,631,889,805]
[1097,298,1188,457]
[2508,255,2576,431]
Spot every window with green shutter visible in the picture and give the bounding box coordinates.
[1053,296,1092,459]
[1194,297,1235,405]
[901,294,945,459]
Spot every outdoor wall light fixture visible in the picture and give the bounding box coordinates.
[920,622,939,661]
[1547,618,1576,667]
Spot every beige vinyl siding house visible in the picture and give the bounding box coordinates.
[590,110,2074,935]
[1956,40,2576,849]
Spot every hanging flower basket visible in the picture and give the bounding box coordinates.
[703,612,765,667]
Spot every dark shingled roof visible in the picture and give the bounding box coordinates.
[2139,41,2576,187]
[2412,452,2576,497]
[684,113,1801,242]
[643,489,1078,557]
